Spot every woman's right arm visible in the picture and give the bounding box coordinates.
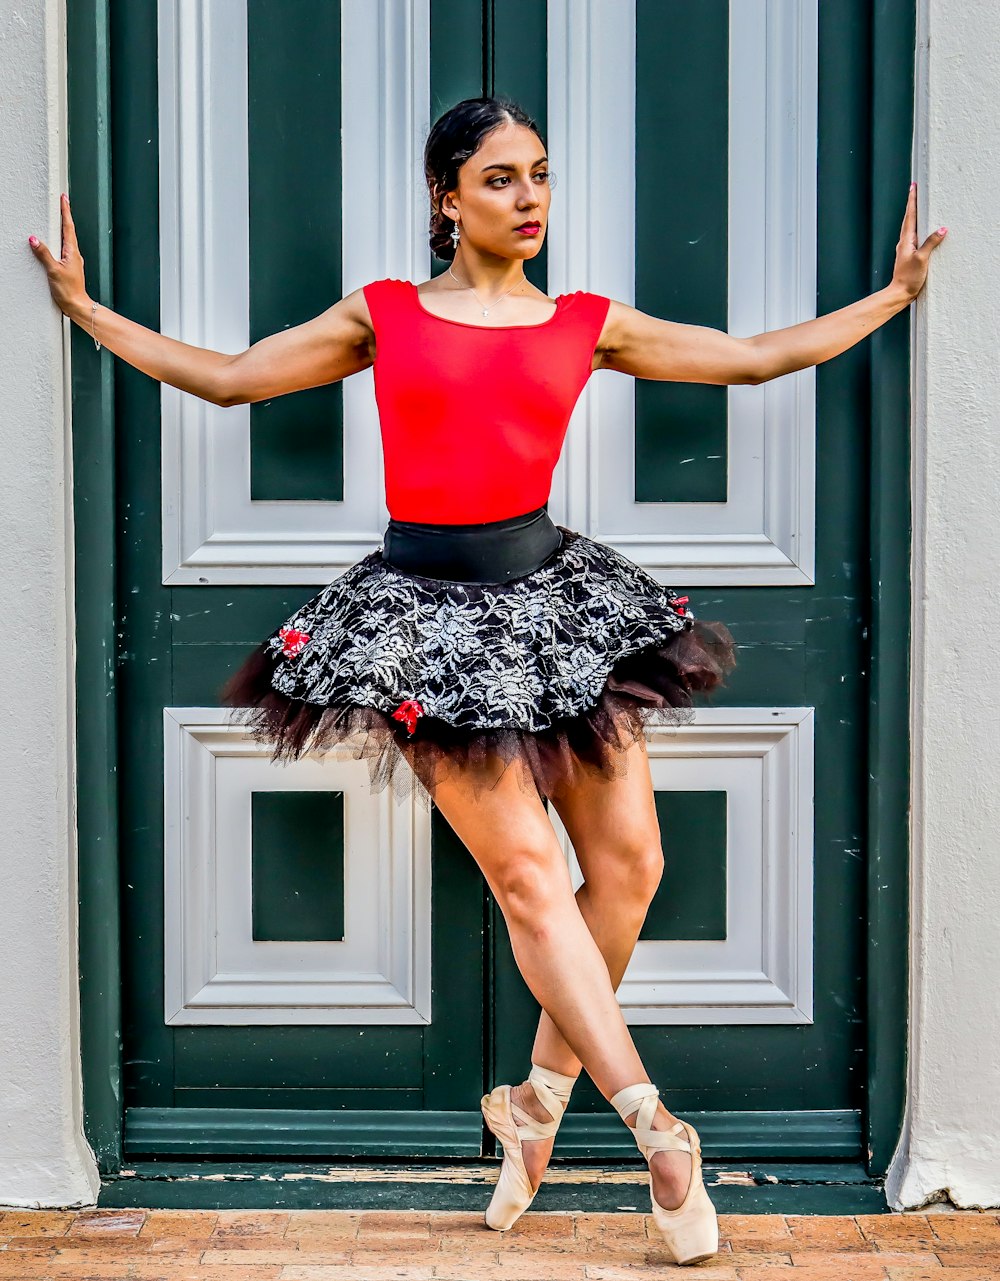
[30,194,374,406]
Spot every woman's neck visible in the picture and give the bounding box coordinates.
[447,258,529,297]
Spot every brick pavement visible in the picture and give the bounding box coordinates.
[0,1207,998,1279]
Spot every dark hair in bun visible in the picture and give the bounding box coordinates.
[424,96,548,262]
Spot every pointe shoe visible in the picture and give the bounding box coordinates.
[610,1082,719,1266]
[480,1062,577,1230]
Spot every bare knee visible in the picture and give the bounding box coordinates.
[584,831,664,904]
[431,759,578,940]
[492,842,573,935]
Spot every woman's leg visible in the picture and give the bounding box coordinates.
[428,742,692,1208]
[521,735,693,1205]
[536,732,665,1076]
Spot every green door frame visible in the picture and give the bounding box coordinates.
[69,0,914,1194]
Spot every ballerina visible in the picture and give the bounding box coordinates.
[29,94,944,1266]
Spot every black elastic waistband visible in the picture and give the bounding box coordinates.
[381,505,562,584]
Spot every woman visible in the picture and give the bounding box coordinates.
[31,95,943,1267]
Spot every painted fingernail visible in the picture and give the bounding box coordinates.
[938,226,947,235]
[910,180,916,189]
[61,192,67,200]
[28,235,38,246]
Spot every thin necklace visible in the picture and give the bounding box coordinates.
[447,263,527,317]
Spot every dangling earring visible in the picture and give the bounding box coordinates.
[450,218,461,249]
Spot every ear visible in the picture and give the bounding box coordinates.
[440,195,459,222]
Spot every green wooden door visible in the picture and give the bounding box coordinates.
[109,0,906,1167]
[491,1,880,1167]
[116,0,490,1161]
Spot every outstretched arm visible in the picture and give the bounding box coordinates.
[29,194,374,406]
[598,183,946,386]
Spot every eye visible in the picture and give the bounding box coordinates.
[487,172,553,188]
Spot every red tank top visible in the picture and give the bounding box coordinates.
[362,277,611,523]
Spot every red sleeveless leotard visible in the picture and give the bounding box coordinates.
[362,278,612,524]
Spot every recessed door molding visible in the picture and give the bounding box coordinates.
[159,0,817,586]
[163,708,433,1026]
[547,0,818,584]
[158,0,430,585]
[551,707,816,1025]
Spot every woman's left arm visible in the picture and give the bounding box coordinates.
[599,184,947,385]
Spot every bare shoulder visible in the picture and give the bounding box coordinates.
[593,297,695,370]
[593,298,639,350]
[281,284,377,361]
[333,284,377,358]
[593,297,640,370]
[219,284,381,405]
[591,296,759,385]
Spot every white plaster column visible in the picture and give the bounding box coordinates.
[0,0,100,1206]
[886,0,1000,1211]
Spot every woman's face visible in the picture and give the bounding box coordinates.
[442,121,551,262]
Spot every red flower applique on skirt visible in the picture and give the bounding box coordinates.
[392,699,424,735]
[279,625,311,657]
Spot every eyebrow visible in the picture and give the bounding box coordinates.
[480,158,548,173]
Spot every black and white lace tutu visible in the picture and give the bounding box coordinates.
[220,523,737,808]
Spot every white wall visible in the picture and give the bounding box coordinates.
[886,0,1000,1211]
[0,0,99,1206]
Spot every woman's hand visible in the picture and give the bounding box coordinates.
[891,182,947,302]
[601,183,947,386]
[27,193,90,317]
[25,190,373,405]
